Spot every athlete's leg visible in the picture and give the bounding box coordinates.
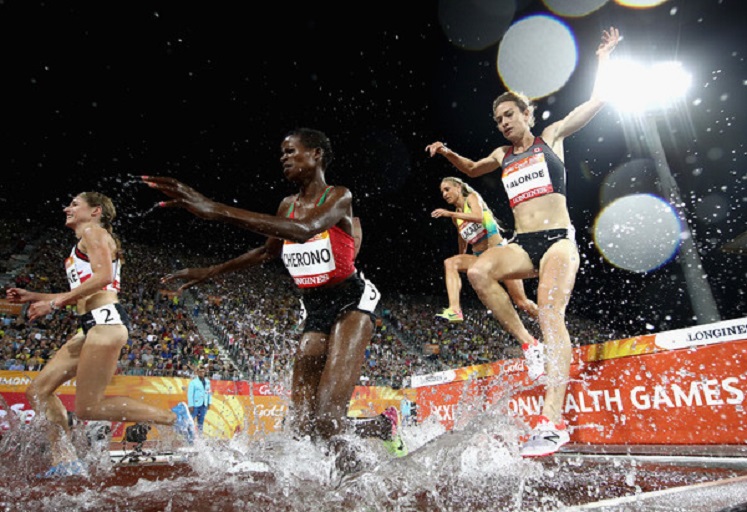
[25,331,84,465]
[467,245,537,346]
[535,239,580,423]
[504,279,539,318]
[314,311,373,440]
[74,325,174,425]
[289,331,326,438]
[443,254,477,313]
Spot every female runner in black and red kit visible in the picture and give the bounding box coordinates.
[143,128,406,471]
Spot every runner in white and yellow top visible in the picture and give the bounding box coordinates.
[6,191,194,478]
[432,176,538,323]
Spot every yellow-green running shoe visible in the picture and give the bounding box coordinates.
[381,407,408,457]
[435,307,464,323]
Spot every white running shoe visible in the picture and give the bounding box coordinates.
[520,416,570,458]
[522,342,545,382]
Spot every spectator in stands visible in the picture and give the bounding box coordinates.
[187,366,211,433]
[8,358,24,371]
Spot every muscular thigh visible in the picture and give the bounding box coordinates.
[81,324,128,350]
[297,332,328,358]
[327,311,373,363]
[448,254,478,272]
[473,244,536,281]
[537,240,580,306]
[63,330,86,359]
[75,325,128,402]
[31,330,86,390]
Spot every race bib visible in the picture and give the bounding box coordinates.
[90,305,124,326]
[459,221,487,245]
[283,231,336,287]
[502,152,554,207]
[357,273,380,313]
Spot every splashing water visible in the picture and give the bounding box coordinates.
[3,391,745,511]
[0,394,554,511]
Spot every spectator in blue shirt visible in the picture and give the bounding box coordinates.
[187,367,211,433]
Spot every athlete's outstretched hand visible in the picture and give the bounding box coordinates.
[142,176,220,221]
[6,287,32,303]
[7,288,53,321]
[596,26,620,59]
[161,267,214,292]
[425,141,448,158]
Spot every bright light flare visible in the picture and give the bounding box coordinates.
[601,59,692,113]
[615,0,668,8]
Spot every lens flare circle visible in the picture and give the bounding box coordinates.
[497,15,577,100]
[542,0,609,18]
[594,193,682,272]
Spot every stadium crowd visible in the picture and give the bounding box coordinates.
[1,224,627,388]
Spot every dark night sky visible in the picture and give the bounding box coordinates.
[2,0,745,334]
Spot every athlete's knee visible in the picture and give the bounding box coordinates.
[25,378,54,406]
[25,382,42,406]
[444,256,463,272]
[467,265,490,290]
[517,299,536,313]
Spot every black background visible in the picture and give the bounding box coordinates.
[2,0,745,334]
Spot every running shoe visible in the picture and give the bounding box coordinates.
[171,402,195,445]
[436,307,464,323]
[38,459,87,479]
[520,415,570,458]
[522,341,546,382]
[381,406,408,457]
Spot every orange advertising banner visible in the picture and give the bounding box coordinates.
[414,317,747,445]
[0,298,24,316]
[4,317,745,447]
[0,373,402,441]
[0,373,292,441]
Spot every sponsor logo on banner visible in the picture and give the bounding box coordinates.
[253,404,287,418]
[654,317,747,350]
[508,376,745,417]
[502,359,524,374]
[256,383,289,396]
[411,369,457,388]
[431,404,457,421]
[0,375,33,386]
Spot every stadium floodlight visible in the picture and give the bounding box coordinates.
[597,57,720,324]
[601,59,692,113]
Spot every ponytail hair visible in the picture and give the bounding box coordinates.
[439,177,506,233]
[79,191,124,263]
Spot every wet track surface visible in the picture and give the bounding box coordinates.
[3,438,747,512]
